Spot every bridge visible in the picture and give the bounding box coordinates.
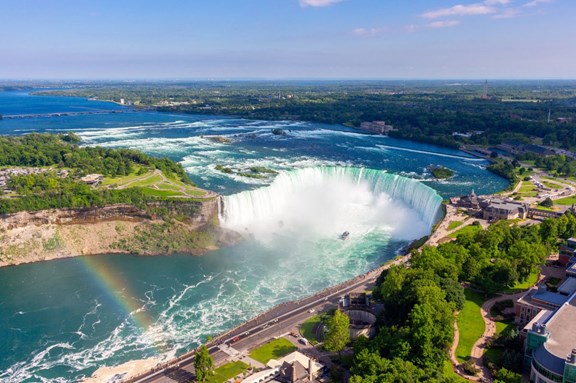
[1,110,127,119]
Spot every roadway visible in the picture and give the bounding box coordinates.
[129,257,406,383]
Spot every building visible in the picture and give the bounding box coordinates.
[523,290,576,383]
[520,239,576,382]
[80,174,103,186]
[358,121,394,135]
[483,198,529,221]
[559,238,576,266]
[240,351,325,383]
[340,293,379,340]
[516,286,569,327]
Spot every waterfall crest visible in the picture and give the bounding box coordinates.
[221,167,442,242]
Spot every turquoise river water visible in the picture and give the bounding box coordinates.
[0,91,508,382]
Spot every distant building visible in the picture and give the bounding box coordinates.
[359,121,394,135]
[80,174,103,186]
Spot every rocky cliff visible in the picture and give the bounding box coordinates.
[0,198,237,267]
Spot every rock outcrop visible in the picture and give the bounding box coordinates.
[0,199,233,267]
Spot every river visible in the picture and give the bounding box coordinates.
[0,90,508,382]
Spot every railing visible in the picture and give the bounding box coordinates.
[123,257,407,383]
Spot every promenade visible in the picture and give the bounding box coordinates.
[124,256,408,383]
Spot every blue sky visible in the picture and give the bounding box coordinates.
[0,0,574,79]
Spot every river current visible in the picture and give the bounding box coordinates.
[0,91,508,382]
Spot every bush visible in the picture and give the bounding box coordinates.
[463,359,479,376]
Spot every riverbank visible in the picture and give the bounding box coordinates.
[0,201,239,268]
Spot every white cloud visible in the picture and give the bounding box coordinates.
[421,4,496,19]
[484,0,511,5]
[493,8,521,18]
[524,0,552,7]
[427,20,461,28]
[352,27,387,37]
[299,0,342,7]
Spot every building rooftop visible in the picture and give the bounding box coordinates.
[486,198,525,212]
[542,292,576,368]
[533,290,570,307]
[558,277,576,296]
[523,309,553,332]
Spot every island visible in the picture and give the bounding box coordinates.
[427,165,454,179]
[0,133,239,267]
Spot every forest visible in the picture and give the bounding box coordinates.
[0,133,193,214]
[348,213,576,383]
[37,80,576,150]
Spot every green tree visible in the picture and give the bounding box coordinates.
[540,197,554,208]
[494,367,522,383]
[194,344,214,382]
[324,309,350,356]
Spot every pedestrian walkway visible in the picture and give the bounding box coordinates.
[218,344,241,358]
[449,289,531,382]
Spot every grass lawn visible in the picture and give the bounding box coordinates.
[448,224,482,239]
[553,195,576,206]
[483,320,516,366]
[518,181,538,197]
[208,361,250,383]
[102,169,206,198]
[447,221,463,231]
[102,171,150,186]
[541,181,563,190]
[130,173,163,187]
[503,270,539,294]
[443,360,468,383]
[456,289,487,362]
[300,315,321,344]
[141,188,183,197]
[249,338,297,364]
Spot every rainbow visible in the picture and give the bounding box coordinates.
[76,255,163,353]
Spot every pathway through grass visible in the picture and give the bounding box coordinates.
[456,289,486,362]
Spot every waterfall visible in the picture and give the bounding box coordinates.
[221,167,442,242]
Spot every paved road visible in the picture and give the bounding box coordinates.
[127,258,405,383]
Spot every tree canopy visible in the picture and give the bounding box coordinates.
[194,345,214,382]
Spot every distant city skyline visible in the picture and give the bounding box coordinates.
[1,0,574,80]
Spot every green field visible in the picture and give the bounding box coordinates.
[443,360,468,383]
[455,289,486,362]
[102,170,206,198]
[517,181,538,197]
[447,221,464,231]
[554,195,576,206]
[300,316,321,344]
[448,224,482,239]
[208,361,250,383]
[541,180,563,190]
[483,321,516,366]
[503,271,539,294]
[249,338,297,364]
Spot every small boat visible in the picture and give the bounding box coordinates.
[340,231,350,240]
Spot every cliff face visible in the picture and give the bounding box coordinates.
[0,199,233,267]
